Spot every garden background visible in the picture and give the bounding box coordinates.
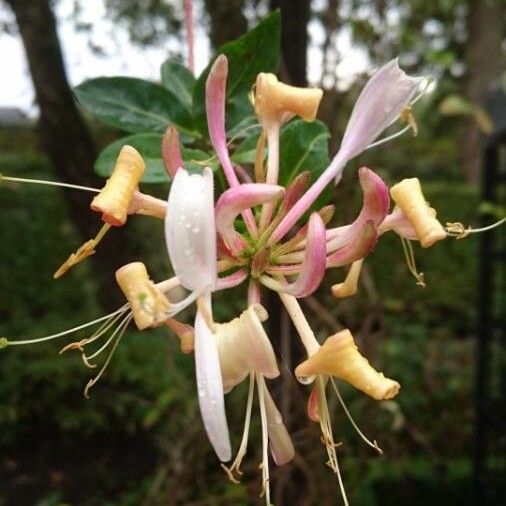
[0,1,504,505]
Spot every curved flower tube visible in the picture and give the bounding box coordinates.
[269,60,422,245]
[325,167,389,253]
[261,212,327,297]
[215,183,284,255]
[326,220,377,268]
[161,126,184,178]
[378,205,419,240]
[331,258,364,298]
[206,54,257,236]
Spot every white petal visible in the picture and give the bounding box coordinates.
[165,167,217,291]
[194,297,231,462]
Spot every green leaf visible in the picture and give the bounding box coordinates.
[278,119,330,185]
[74,77,195,135]
[192,11,281,136]
[160,58,195,110]
[279,119,333,209]
[95,134,218,183]
[95,133,169,183]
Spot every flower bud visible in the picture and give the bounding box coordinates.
[254,73,323,124]
[91,145,145,226]
[115,262,170,330]
[390,178,446,248]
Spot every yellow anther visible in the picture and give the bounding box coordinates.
[53,223,111,279]
[400,105,418,136]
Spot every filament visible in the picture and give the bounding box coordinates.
[59,306,129,354]
[83,314,132,398]
[257,373,271,505]
[5,306,128,346]
[222,373,256,482]
[1,175,99,193]
[330,377,383,454]
[400,236,426,287]
[83,312,132,364]
[317,376,349,506]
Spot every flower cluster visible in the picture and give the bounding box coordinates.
[2,55,502,505]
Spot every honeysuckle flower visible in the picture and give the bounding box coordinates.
[4,37,505,505]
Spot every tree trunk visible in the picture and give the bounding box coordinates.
[270,0,311,85]
[5,0,132,309]
[461,0,504,184]
[203,0,247,49]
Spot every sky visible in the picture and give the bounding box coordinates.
[0,0,369,116]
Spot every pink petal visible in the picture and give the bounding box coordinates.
[338,59,423,163]
[215,183,284,256]
[161,126,184,178]
[194,298,231,462]
[206,54,257,235]
[326,167,389,252]
[307,384,320,422]
[378,206,418,240]
[326,220,377,267]
[215,269,248,290]
[262,213,326,297]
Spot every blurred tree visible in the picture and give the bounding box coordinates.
[461,0,504,183]
[2,0,141,309]
[203,0,247,49]
[270,0,311,85]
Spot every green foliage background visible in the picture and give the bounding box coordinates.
[0,9,496,506]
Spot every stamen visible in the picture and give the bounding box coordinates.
[446,218,505,239]
[83,312,132,365]
[400,237,426,287]
[4,306,128,347]
[83,314,132,398]
[257,373,271,505]
[317,376,349,506]
[222,373,256,482]
[364,78,432,152]
[53,223,112,278]
[59,307,129,354]
[330,377,383,454]
[0,174,99,193]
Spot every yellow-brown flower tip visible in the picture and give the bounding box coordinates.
[115,262,170,330]
[254,73,323,124]
[91,145,145,227]
[295,329,400,401]
[390,178,446,248]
